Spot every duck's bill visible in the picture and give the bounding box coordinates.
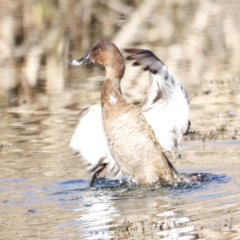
[69,54,91,66]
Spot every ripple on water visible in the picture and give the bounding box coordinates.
[0,116,239,239]
[0,167,238,239]
[1,108,240,239]
[37,170,231,238]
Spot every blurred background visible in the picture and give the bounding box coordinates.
[0,0,239,134]
[0,2,240,238]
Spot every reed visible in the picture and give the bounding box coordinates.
[0,0,239,109]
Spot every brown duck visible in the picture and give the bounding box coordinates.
[69,41,188,186]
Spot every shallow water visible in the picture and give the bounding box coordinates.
[1,110,240,239]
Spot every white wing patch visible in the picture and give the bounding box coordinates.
[69,104,120,176]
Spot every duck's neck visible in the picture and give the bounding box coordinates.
[101,78,122,109]
[104,76,121,93]
[101,53,125,107]
[104,61,124,92]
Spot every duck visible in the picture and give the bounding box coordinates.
[69,41,190,186]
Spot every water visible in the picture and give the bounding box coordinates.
[1,110,240,239]
[1,0,240,238]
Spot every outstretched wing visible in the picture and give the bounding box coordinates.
[69,104,121,180]
[125,49,190,154]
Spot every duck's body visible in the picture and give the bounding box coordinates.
[69,41,188,185]
[101,79,179,184]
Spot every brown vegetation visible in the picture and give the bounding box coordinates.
[0,0,239,140]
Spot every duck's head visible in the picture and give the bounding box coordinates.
[69,41,125,79]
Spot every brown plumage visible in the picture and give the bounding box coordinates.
[69,41,187,186]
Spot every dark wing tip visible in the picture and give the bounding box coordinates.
[125,48,165,74]
[124,49,137,54]
[143,66,149,71]
[125,55,135,61]
[183,120,191,136]
[133,61,140,66]
[150,69,158,74]
[124,48,149,54]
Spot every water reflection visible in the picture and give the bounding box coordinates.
[0,169,238,239]
[1,111,240,239]
[155,213,196,239]
[46,173,232,239]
